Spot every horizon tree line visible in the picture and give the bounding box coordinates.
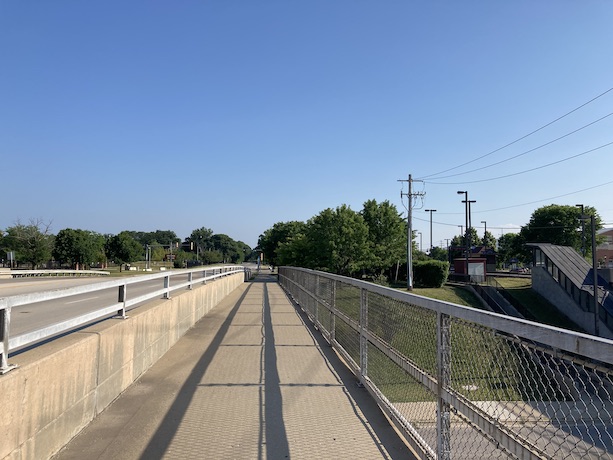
[0,221,256,270]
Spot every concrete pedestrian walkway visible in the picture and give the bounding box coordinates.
[53,273,415,460]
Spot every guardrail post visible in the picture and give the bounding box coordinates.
[115,284,128,319]
[314,274,320,326]
[1,306,18,374]
[330,280,336,346]
[188,272,193,290]
[359,288,368,382]
[437,311,451,460]
[164,275,171,299]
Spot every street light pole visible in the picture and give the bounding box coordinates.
[457,191,469,281]
[425,209,437,252]
[481,221,487,248]
[581,213,599,336]
[576,204,585,257]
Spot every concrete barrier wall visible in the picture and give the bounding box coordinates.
[0,272,245,460]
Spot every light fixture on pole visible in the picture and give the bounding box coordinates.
[425,209,437,251]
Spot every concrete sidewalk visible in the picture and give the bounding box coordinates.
[53,273,415,460]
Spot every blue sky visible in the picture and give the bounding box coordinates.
[2,1,612,250]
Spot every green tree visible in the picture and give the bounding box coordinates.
[304,205,370,276]
[189,227,214,259]
[235,241,252,263]
[482,230,497,250]
[519,204,602,260]
[53,228,105,269]
[449,227,480,261]
[151,245,167,262]
[106,231,143,270]
[497,232,522,267]
[4,219,54,269]
[257,221,306,267]
[276,233,309,267]
[211,234,241,263]
[126,230,179,247]
[360,199,406,278]
[429,246,449,262]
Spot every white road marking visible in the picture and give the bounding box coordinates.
[65,297,99,304]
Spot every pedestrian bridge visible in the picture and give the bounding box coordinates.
[3,268,613,459]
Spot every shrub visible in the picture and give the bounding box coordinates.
[413,260,449,288]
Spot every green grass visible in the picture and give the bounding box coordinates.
[411,286,484,309]
[333,280,569,404]
[495,277,584,332]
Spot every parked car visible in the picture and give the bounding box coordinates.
[509,267,530,274]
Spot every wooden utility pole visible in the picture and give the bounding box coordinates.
[399,174,424,290]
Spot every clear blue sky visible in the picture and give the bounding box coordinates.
[2,1,612,250]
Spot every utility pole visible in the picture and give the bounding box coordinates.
[399,174,425,290]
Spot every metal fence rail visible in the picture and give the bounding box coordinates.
[0,266,248,374]
[279,266,613,460]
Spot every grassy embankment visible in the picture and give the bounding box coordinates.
[339,278,573,403]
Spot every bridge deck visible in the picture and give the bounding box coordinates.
[53,272,414,460]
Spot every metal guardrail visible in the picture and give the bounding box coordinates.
[279,266,613,460]
[8,269,111,277]
[0,266,248,374]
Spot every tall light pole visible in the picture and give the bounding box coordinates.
[481,221,487,248]
[457,191,469,281]
[425,209,437,252]
[580,213,599,336]
[576,204,585,257]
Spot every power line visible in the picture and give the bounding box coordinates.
[425,112,613,180]
[427,141,613,185]
[412,180,613,227]
[419,86,613,180]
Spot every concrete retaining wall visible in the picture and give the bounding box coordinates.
[532,267,613,339]
[0,272,245,460]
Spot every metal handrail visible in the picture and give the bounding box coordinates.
[1,265,247,373]
[279,266,613,460]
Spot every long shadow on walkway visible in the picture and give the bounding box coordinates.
[139,284,255,459]
[280,283,416,459]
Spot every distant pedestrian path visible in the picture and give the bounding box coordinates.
[53,271,414,459]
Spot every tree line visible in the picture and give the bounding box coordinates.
[0,220,256,270]
[258,201,605,282]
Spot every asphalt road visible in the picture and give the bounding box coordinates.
[0,270,215,346]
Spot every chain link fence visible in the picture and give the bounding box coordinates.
[279,267,613,460]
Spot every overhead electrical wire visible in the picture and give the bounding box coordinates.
[425,112,613,180]
[427,140,613,185]
[419,86,613,180]
[412,179,613,227]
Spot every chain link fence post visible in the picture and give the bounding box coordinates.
[360,288,369,382]
[437,311,451,460]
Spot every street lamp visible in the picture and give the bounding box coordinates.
[580,213,599,336]
[576,204,585,256]
[425,209,437,252]
[481,221,487,248]
[457,191,469,281]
